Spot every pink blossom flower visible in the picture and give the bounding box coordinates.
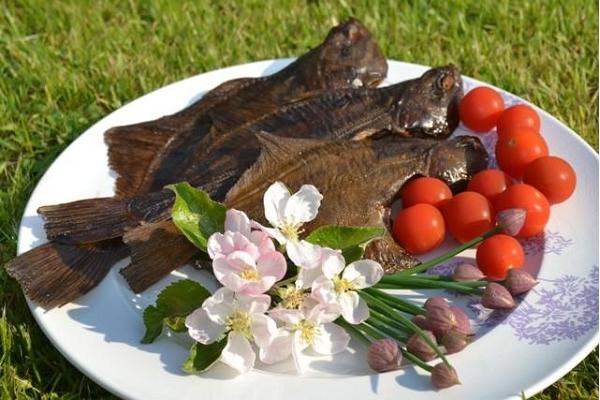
[185,288,277,374]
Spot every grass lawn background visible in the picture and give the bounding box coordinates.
[0,1,597,399]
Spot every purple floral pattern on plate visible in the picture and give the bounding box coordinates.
[470,266,599,344]
[519,231,574,256]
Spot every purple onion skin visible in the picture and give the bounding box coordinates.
[431,363,461,389]
[406,331,438,362]
[452,263,485,282]
[441,329,469,354]
[412,314,430,330]
[367,339,401,372]
[426,304,457,338]
[424,297,449,311]
[449,305,472,336]
[505,268,538,296]
[481,282,516,310]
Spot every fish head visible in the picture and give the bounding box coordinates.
[311,18,388,89]
[392,65,463,139]
[427,135,488,192]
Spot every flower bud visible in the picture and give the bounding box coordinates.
[481,282,516,310]
[412,314,430,330]
[440,329,469,354]
[426,304,457,338]
[496,208,527,236]
[367,339,401,372]
[424,296,449,311]
[449,305,472,336]
[406,331,438,361]
[431,363,461,389]
[452,263,485,281]
[505,268,538,296]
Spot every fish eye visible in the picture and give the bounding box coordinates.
[437,73,455,92]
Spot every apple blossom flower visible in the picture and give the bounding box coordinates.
[287,240,341,289]
[255,182,323,245]
[185,288,277,374]
[262,299,350,372]
[207,210,286,295]
[311,252,383,324]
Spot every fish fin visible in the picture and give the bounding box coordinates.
[363,231,419,273]
[105,124,178,197]
[120,221,198,293]
[4,240,128,308]
[225,132,329,202]
[38,191,173,244]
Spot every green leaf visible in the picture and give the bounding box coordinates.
[141,306,165,344]
[141,279,212,344]
[182,340,227,373]
[342,245,365,264]
[306,225,385,250]
[168,182,226,251]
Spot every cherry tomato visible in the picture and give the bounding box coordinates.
[523,156,576,204]
[402,177,453,209]
[459,87,505,132]
[495,127,549,178]
[393,203,445,255]
[496,104,541,139]
[467,169,513,202]
[476,234,524,280]
[494,184,550,237]
[442,191,494,243]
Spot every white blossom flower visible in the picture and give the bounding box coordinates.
[311,252,383,324]
[255,182,323,245]
[185,288,277,374]
[287,240,341,289]
[262,299,349,372]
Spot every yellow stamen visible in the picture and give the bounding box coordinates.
[226,310,253,339]
[276,286,306,309]
[333,277,354,295]
[294,320,319,345]
[280,221,301,241]
[240,268,261,282]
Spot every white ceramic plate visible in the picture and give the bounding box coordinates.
[17,59,599,400]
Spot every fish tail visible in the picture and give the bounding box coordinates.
[120,220,198,293]
[4,240,128,308]
[38,191,174,244]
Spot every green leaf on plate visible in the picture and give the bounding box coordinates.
[167,182,226,251]
[141,279,211,344]
[182,340,228,374]
[306,225,384,262]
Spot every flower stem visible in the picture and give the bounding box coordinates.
[358,322,386,340]
[366,316,408,342]
[363,287,426,315]
[359,290,450,367]
[376,277,484,296]
[402,349,434,372]
[395,225,502,276]
[369,309,411,335]
[337,319,372,346]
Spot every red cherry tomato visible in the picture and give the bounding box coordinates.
[523,156,576,204]
[393,203,445,255]
[476,234,524,280]
[402,177,453,209]
[467,169,513,202]
[495,127,549,178]
[496,104,541,139]
[442,191,494,244]
[494,184,550,237]
[459,87,505,132]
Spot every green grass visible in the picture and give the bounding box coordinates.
[0,1,597,399]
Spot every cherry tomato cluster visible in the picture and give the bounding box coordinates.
[392,85,577,281]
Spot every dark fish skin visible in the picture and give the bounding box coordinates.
[106,18,388,198]
[39,65,464,245]
[119,133,489,291]
[4,18,389,308]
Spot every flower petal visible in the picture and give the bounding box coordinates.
[251,221,287,245]
[269,307,304,325]
[225,209,251,237]
[263,182,290,228]
[226,251,257,271]
[260,330,293,364]
[307,302,342,324]
[207,232,234,259]
[220,332,256,374]
[257,251,287,281]
[249,230,276,253]
[339,291,369,324]
[202,288,234,324]
[296,266,323,289]
[321,252,346,279]
[236,293,272,315]
[311,323,350,355]
[237,276,277,295]
[310,276,337,304]
[283,184,323,225]
[343,260,384,289]
[251,314,277,348]
[185,308,226,344]
[292,332,308,374]
[286,240,323,270]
